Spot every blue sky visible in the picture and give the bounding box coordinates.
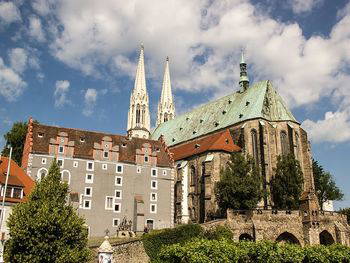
[0,0,349,209]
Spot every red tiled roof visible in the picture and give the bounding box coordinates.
[0,157,35,203]
[170,129,241,161]
[29,122,173,167]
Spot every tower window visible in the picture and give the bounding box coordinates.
[280,131,289,155]
[136,104,141,125]
[251,129,258,165]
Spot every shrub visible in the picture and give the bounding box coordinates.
[142,224,203,261]
[158,239,350,263]
[204,225,233,240]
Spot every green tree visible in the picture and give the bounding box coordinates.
[1,121,28,165]
[270,154,303,210]
[313,159,343,210]
[339,208,350,225]
[215,153,262,214]
[4,160,91,263]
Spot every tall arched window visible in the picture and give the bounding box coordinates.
[280,131,289,155]
[190,166,196,186]
[142,105,145,125]
[136,104,141,125]
[295,132,300,160]
[164,113,168,122]
[251,129,258,164]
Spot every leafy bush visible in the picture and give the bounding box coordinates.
[142,224,203,261]
[203,225,233,240]
[158,239,350,263]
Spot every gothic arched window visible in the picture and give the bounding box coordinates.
[190,165,196,186]
[251,129,258,164]
[280,131,289,155]
[136,104,141,125]
[37,168,48,181]
[142,105,145,125]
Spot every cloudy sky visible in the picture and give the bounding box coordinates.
[0,0,349,208]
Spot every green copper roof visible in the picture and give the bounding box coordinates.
[151,80,298,146]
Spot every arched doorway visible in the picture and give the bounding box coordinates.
[239,233,254,241]
[319,230,334,245]
[276,232,300,245]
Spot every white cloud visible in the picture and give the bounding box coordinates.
[54,80,70,107]
[9,48,28,73]
[302,111,350,143]
[289,0,322,14]
[83,88,97,116]
[25,0,350,142]
[31,0,54,16]
[0,1,21,24]
[28,15,45,42]
[0,58,26,101]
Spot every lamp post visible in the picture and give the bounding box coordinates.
[0,147,12,263]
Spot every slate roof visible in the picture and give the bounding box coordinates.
[31,123,173,167]
[152,80,297,146]
[171,129,241,161]
[0,157,35,203]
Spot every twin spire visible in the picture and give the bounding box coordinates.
[127,45,249,139]
[127,45,175,139]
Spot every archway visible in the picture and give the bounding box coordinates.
[239,233,254,241]
[276,232,300,245]
[319,230,334,245]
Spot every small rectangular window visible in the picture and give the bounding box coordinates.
[115,190,122,199]
[86,161,94,171]
[73,161,78,168]
[151,180,157,190]
[58,146,64,154]
[150,204,157,213]
[85,174,94,184]
[163,170,167,176]
[116,164,123,173]
[144,156,149,163]
[113,218,120,227]
[85,187,92,197]
[57,159,64,168]
[115,176,122,186]
[41,158,47,165]
[103,151,109,158]
[150,192,157,202]
[105,196,113,210]
[151,168,157,177]
[137,166,142,173]
[83,200,91,209]
[114,203,121,213]
[102,163,108,170]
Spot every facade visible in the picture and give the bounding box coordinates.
[0,156,34,262]
[151,53,350,245]
[21,120,174,237]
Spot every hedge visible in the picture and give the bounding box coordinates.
[158,239,350,263]
[142,224,204,261]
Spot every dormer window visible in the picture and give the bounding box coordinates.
[214,122,219,127]
[193,131,197,134]
[38,132,44,138]
[228,99,232,104]
[58,146,64,154]
[122,143,126,147]
[103,151,109,158]
[222,110,227,115]
[195,144,200,149]
[80,137,85,143]
[200,119,203,123]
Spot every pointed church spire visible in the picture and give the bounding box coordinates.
[239,49,249,91]
[127,44,151,139]
[157,56,175,126]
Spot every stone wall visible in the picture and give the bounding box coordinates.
[90,239,149,263]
